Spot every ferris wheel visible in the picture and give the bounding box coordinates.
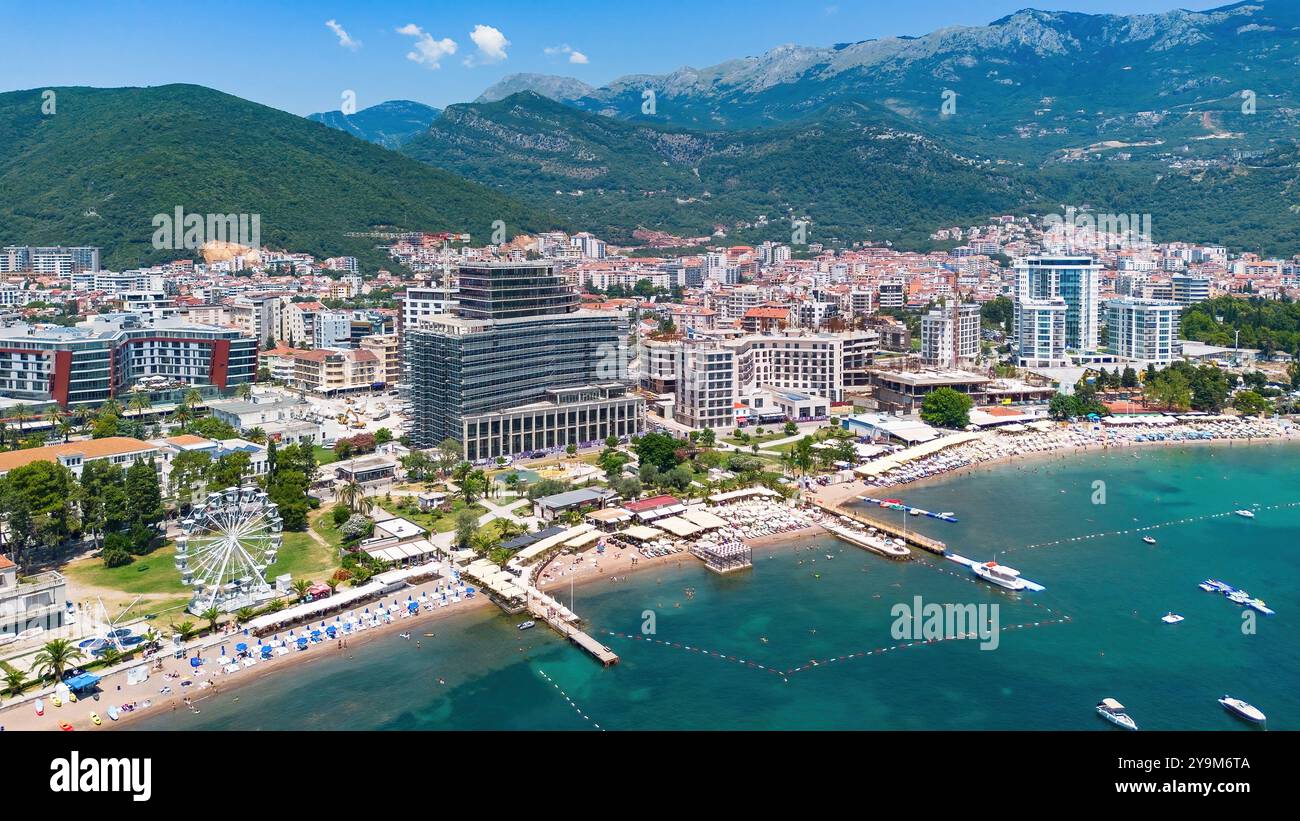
[175,486,283,614]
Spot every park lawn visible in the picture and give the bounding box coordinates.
[309,505,348,549]
[724,430,792,448]
[313,446,339,466]
[266,530,337,582]
[387,499,487,533]
[63,542,190,597]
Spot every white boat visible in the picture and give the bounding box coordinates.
[1234,509,1255,519]
[971,561,1026,591]
[1142,536,1157,545]
[517,620,536,631]
[107,705,120,721]
[1097,698,1139,730]
[1161,612,1184,624]
[1218,696,1266,724]
[34,699,44,716]
[1198,582,1215,592]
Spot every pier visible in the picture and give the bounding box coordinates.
[526,589,619,667]
[820,519,911,560]
[811,500,948,555]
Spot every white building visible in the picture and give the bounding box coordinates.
[1016,298,1068,368]
[1105,298,1181,365]
[1014,255,1101,354]
[921,302,980,368]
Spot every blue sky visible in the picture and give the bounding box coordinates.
[0,0,1221,115]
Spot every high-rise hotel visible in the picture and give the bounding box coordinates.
[405,261,643,461]
[1013,255,1102,366]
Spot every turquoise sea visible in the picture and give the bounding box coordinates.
[133,443,1300,730]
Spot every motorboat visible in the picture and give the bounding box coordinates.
[1142,536,1157,545]
[1161,612,1185,624]
[34,699,44,716]
[1234,509,1255,519]
[1096,698,1139,730]
[971,560,1027,591]
[517,620,536,631]
[1218,696,1266,724]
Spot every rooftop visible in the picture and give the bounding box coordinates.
[0,437,156,474]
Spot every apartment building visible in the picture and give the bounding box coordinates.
[920,303,981,368]
[359,333,401,385]
[291,347,380,394]
[1105,298,1181,365]
[0,314,256,407]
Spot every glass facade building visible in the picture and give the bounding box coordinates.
[406,261,642,457]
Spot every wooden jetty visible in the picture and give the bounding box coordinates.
[527,593,619,666]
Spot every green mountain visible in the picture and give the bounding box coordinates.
[479,2,1300,160]
[403,93,1028,248]
[307,100,441,149]
[0,85,556,270]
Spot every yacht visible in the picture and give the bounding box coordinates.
[971,561,1027,591]
[1160,612,1185,624]
[1142,536,1157,545]
[1234,509,1256,519]
[1096,698,1139,730]
[1218,696,1266,724]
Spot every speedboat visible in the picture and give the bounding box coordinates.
[517,620,536,631]
[34,699,44,716]
[1142,536,1156,545]
[107,705,120,721]
[1096,698,1139,730]
[1161,612,1185,624]
[1234,509,1255,519]
[971,560,1027,591]
[1218,696,1266,724]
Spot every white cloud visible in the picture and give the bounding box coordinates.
[545,44,588,65]
[325,19,360,50]
[465,24,510,66]
[397,23,457,69]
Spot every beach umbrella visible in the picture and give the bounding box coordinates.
[190,658,202,668]
[235,642,248,653]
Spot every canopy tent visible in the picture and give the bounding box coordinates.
[654,516,702,537]
[64,672,101,691]
[245,580,386,633]
[564,530,604,548]
[708,487,780,504]
[514,524,593,563]
[621,525,665,541]
[680,507,727,530]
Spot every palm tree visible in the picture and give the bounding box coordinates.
[3,667,30,697]
[183,388,203,408]
[235,382,253,400]
[291,579,312,602]
[172,402,194,432]
[141,628,162,651]
[200,606,222,635]
[337,479,371,514]
[246,427,267,444]
[31,639,85,683]
[325,577,340,594]
[171,621,198,642]
[234,607,256,625]
[11,402,27,435]
[56,416,74,443]
[127,391,152,420]
[45,405,64,436]
[99,646,122,667]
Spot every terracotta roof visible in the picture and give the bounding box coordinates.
[164,434,211,446]
[624,494,680,513]
[0,554,15,570]
[0,437,156,474]
[744,307,789,319]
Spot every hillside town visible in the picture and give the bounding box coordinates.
[2,208,1299,729]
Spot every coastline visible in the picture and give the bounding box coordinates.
[8,427,1292,732]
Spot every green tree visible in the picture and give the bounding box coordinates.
[1233,390,1271,417]
[919,387,974,429]
[200,606,222,635]
[633,431,681,473]
[125,457,164,530]
[210,451,252,489]
[454,508,478,548]
[30,639,85,683]
[0,460,79,561]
